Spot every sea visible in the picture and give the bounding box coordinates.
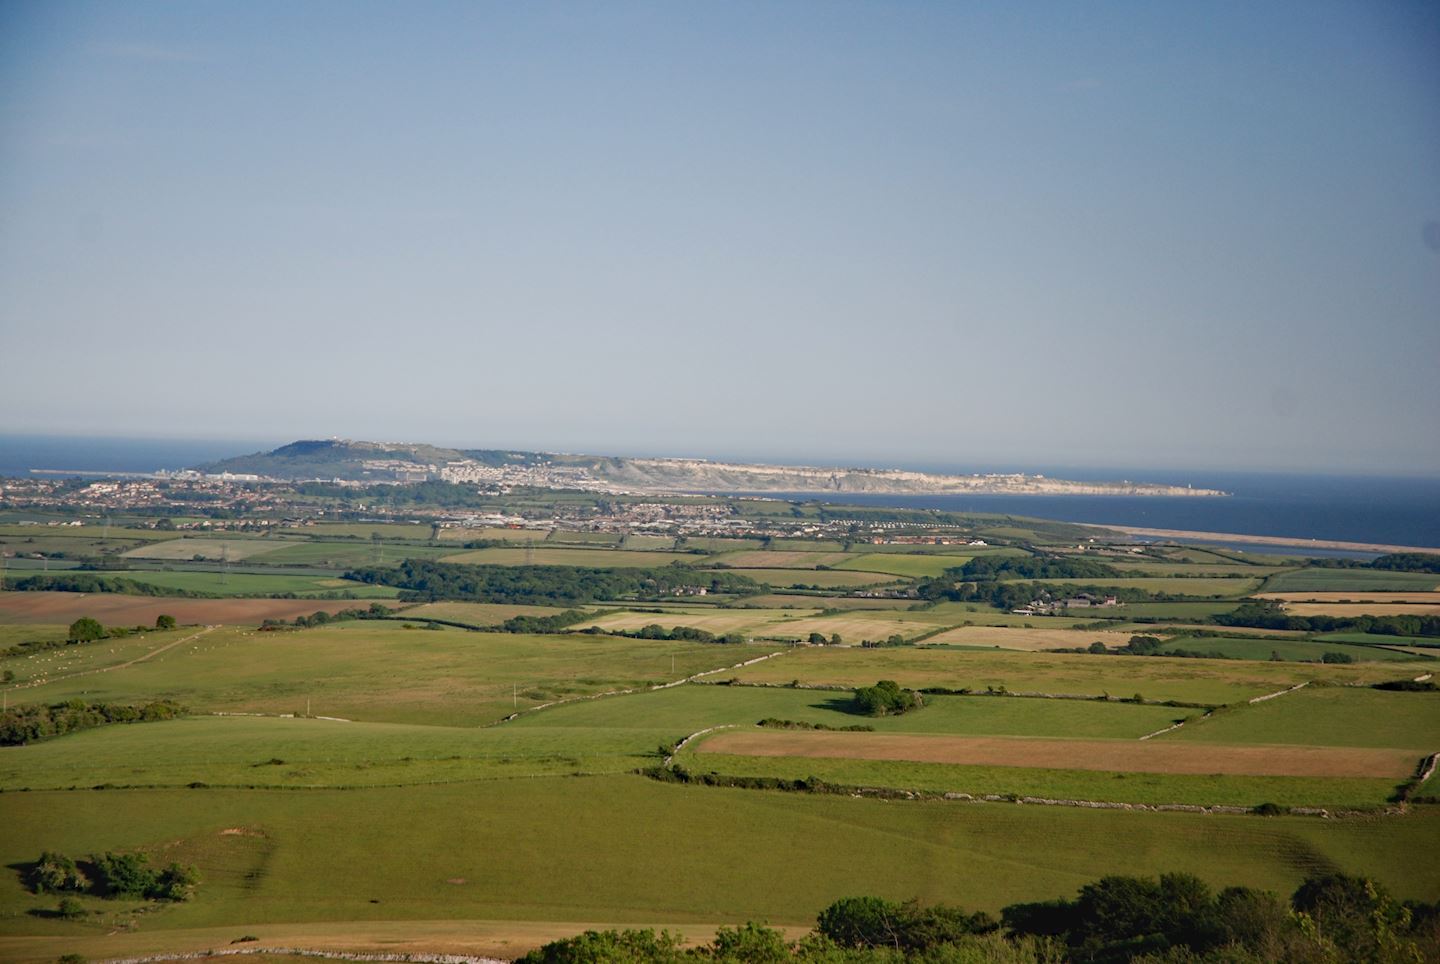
[1,435,1437,554]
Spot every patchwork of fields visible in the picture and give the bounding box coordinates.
[2,516,1438,960]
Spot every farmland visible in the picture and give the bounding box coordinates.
[2,499,1438,961]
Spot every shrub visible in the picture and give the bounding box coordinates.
[155,614,177,630]
[57,896,86,921]
[29,852,89,894]
[853,680,922,716]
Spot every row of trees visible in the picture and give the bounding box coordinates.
[0,699,187,746]
[1216,602,1440,637]
[344,560,762,605]
[520,872,1440,962]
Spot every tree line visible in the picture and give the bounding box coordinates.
[1215,602,1440,637]
[0,700,188,746]
[344,560,763,605]
[521,871,1439,962]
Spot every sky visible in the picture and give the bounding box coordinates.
[1,1,1437,475]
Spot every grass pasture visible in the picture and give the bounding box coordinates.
[832,553,974,578]
[251,541,455,568]
[678,752,1399,810]
[2,622,770,726]
[694,729,1417,779]
[716,568,898,589]
[1261,570,1440,593]
[1015,577,1262,598]
[1156,636,1430,663]
[510,685,1186,740]
[3,778,1437,947]
[708,550,852,569]
[750,613,953,642]
[726,647,1393,705]
[1163,686,1440,751]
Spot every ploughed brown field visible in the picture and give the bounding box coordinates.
[0,591,381,626]
[697,730,1419,779]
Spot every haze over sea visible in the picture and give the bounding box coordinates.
[2,435,1437,551]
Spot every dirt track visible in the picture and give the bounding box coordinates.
[698,730,1417,778]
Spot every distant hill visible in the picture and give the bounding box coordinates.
[196,439,1227,498]
[195,439,541,481]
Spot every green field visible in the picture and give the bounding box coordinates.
[1099,601,1242,619]
[510,685,1187,740]
[121,538,295,562]
[678,750,1397,810]
[281,523,435,539]
[90,570,402,598]
[249,541,455,568]
[3,778,1437,953]
[832,553,974,578]
[1261,569,1440,593]
[1157,636,1431,663]
[1163,686,1440,751]
[1317,632,1439,648]
[3,622,769,726]
[1015,577,1262,598]
[725,647,1395,705]
[713,568,899,589]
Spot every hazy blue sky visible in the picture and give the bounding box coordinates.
[2,1,1437,474]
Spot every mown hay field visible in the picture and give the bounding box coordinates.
[923,626,1142,651]
[121,538,295,562]
[1280,602,1440,617]
[403,601,580,624]
[0,591,388,628]
[694,730,1418,778]
[434,526,554,543]
[439,547,699,567]
[251,542,454,567]
[751,614,951,642]
[1162,686,1440,750]
[573,609,819,636]
[726,647,1395,705]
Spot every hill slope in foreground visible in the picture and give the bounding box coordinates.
[198,439,1226,497]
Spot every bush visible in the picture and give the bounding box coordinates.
[29,852,89,894]
[155,614,177,630]
[853,680,922,716]
[92,852,199,902]
[57,896,86,920]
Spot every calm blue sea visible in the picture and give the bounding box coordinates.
[1,435,1436,550]
[745,470,1440,552]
